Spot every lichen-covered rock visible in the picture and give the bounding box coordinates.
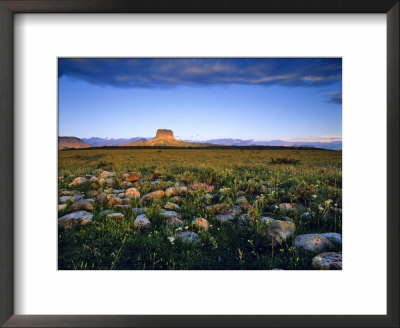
[216,206,241,222]
[238,214,251,227]
[132,208,145,215]
[236,196,248,207]
[125,187,140,198]
[165,186,187,197]
[312,252,342,270]
[268,219,295,244]
[58,204,67,212]
[68,177,87,188]
[134,214,150,230]
[177,231,200,244]
[164,202,180,210]
[124,172,141,182]
[139,190,164,204]
[279,203,293,211]
[108,197,122,207]
[107,213,125,220]
[166,217,184,227]
[69,199,94,212]
[192,217,210,231]
[170,196,184,204]
[97,192,108,204]
[58,211,93,227]
[320,232,342,246]
[295,234,334,253]
[99,171,115,179]
[159,209,181,220]
[115,204,132,210]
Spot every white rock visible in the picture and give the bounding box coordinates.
[312,252,342,270]
[134,214,151,230]
[58,211,93,226]
[295,234,334,253]
[177,231,200,244]
[107,213,125,220]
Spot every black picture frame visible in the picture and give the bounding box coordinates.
[0,1,398,327]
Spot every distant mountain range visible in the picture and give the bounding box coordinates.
[59,130,342,150]
[58,136,91,150]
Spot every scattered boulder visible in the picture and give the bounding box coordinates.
[295,234,334,253]
[177,231,200,244]
[69,199,94,212]
[120,181,133,188]
[268,219,295,245]
[58,204,67,211]
[108,197,122,207]
[99,171,115,179]
[107,213,125,220]
[238,214,251,227]
[192,217,210,231]
[159,210,181,220]
[216,206,241,222]
[279,203,293,211]
[117,193,125,198]
[58,210,93,227]
[165,186,187,197]
[100,210,113,216]
[115,204,132,210]
[164,202,180,210]
[300,212,312,220]
[132,208,145,215]
[236,196,248,207]
[134,214,151,230]
[150,180,161,185]
[121,198,132,205]
[125,187,140,199]
[59,190,78,196]
[260,216,274,224]
[139,190,165,204]
[124,172,141,182]
[84,174,99,182]
[97,192,108,204]
[166,217,184,227]
[312,252,342,270]
[170,196,184,204]
[68,177,87,188]
[321,232,342,246]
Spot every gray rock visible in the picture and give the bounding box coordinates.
[115,204,132,210]
[107,213,125,220]
[100,210,113,216]
[295,234,334,253]
[98,171,115,179]
[321,232,342,246]
[132,208,146,215]
[238,214,251,227]
[58,210,93,226]
[166,218,184,227]
[97,192,108,204]
[170,196,184,204]
[159,210,181,220]
[267,219,296,245]
[164,202,180,210]
[177,231,200,244]
[236,196,248,206]
[134,214,151,230]
[300,212,312,220]
[117,193,125,198]
[312,252,342,270]
[165,186,187,197]
[69,199,94,212]
[150,180,161,185]
[58,204,67,211]
[216,206,242,222]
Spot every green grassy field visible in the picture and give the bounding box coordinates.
[58,147,342,270]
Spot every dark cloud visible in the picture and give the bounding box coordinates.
[58,58,342,89]
[325,91,342,105]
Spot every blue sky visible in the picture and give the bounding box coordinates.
[58,58,342,141]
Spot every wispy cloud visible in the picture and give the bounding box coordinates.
[325,91,342,105]
[257,135,342,143]
[58,58,342,89]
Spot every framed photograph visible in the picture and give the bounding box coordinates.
[0,0,398,327]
